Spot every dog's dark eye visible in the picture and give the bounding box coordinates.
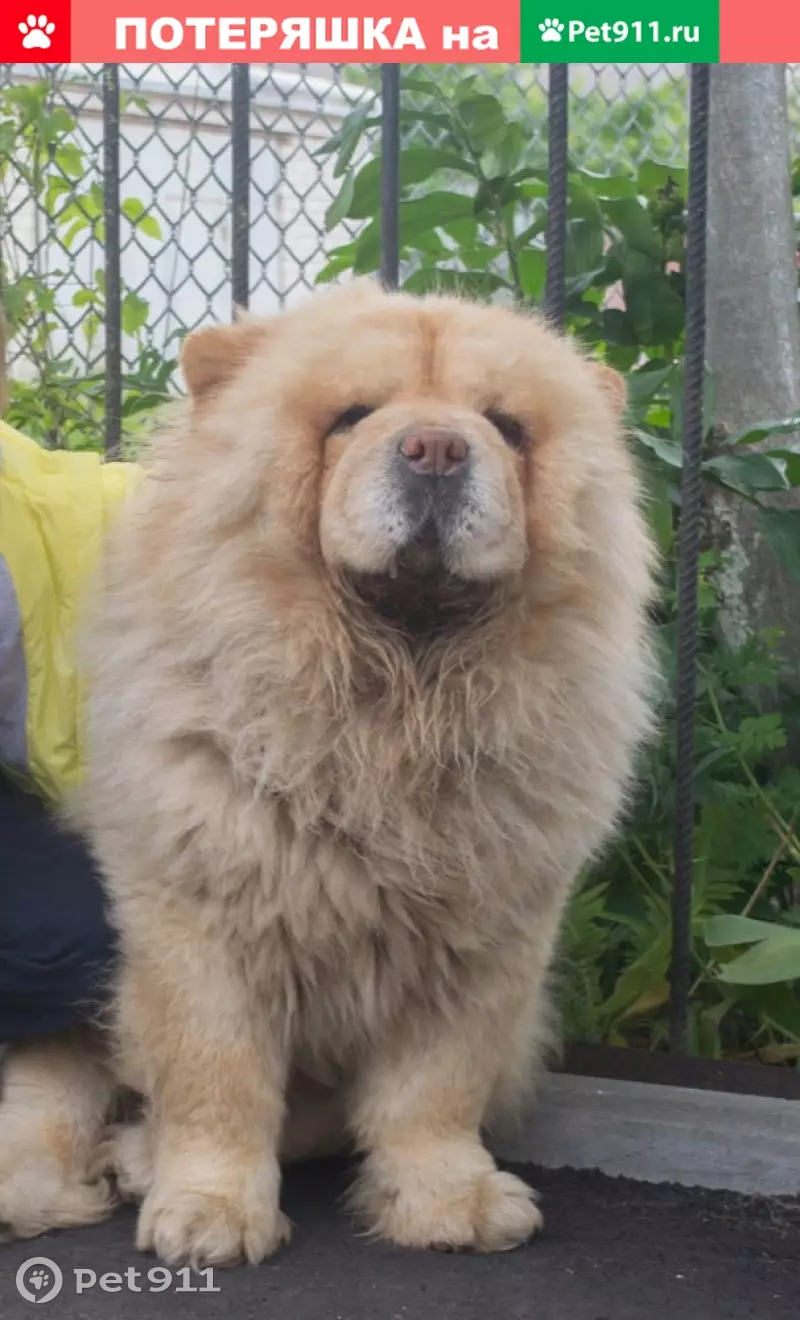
[327,405,374,436]
[484,409,528,452]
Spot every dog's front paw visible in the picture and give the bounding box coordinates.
[136,1160,290,1267]
[356,1143,542,1253]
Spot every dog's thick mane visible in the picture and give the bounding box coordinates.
[81,428,654,891]
[163,528,640,889]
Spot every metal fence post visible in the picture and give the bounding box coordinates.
[380,65,401,291]
[231,64,251,313]
[544,65,569,329]
[102,64,121,459]
[670,64,711,1054]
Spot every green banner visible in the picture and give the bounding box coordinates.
[521,0,720,61]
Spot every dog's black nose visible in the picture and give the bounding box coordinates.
[397,428,469,477]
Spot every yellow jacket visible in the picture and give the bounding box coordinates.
[0,420,143,804]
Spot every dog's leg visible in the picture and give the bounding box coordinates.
[98,1071,345,1202]
[0,1028,115,1240]
[349,974,547,1253]
[116,934,290,1268]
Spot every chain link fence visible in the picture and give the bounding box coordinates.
[1,62,798,398]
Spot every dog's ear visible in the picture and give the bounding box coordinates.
[590,362,628,419]
[180,316,270,400]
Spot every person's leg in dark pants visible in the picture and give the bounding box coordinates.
[0,784,116,1239]
[0,785,115,1041]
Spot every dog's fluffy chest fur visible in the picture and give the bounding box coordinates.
[224,777,533,1064]
[177,703,552,1058]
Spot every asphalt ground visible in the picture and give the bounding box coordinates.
[2,1159,798,1320]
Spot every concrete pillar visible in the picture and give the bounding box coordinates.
[705,64,800,654]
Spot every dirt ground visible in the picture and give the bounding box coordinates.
[2,1160,798,1320]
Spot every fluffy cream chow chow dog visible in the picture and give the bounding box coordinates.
[6,280,657,1264]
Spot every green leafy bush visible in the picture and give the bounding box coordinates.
[339,64,688,175]
[1,79,177,452]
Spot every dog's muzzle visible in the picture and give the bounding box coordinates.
[392,426,472,548]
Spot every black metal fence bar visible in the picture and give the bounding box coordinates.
[544,65,569,329]
[379,65,401,291]
[102,64,122,459]
[231,64,252,312]
[670,64,711,1053]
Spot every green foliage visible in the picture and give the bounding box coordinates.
[561,601,800,1060]
[321,68,800,1064]
[318,68,687,327]
[336,64,688,175]
[705,915,800,987]
[1,79,176,451]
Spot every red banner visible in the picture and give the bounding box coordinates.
[7,0,519,61]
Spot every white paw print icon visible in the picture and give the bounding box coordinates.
[16,1256,64,1304]
[539,17,565,40]
[19,14,56,48]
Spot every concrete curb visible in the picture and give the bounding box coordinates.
[491,1073,800,1197]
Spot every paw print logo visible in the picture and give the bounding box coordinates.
[15,1257,64,1304]
[19,14,56,48]
[539,17,565,41]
